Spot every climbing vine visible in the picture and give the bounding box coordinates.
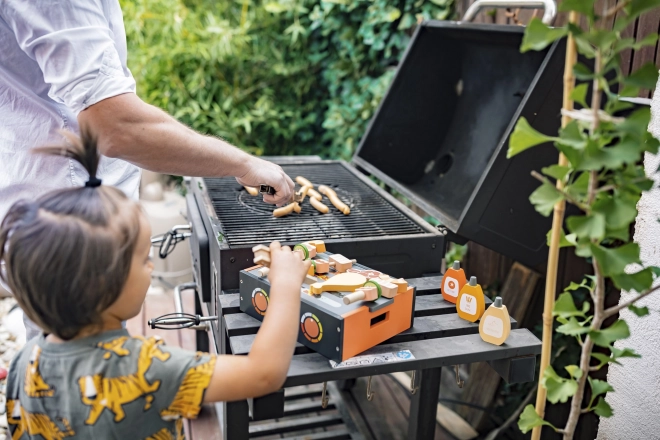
[507,0,660,438]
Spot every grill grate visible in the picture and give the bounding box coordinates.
[204,163,426,247]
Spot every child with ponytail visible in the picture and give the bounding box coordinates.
[0,130,310,439]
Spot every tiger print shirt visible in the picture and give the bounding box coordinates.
[6,329,216,439]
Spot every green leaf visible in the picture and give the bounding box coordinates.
[629,304,650,316]
[264,2,288,13]
[553,292,589,318]
[611,268,653,292]
[589,319,630,347]
[518,405,556,434]
[559,0,595,17]
[570,83,589,108]
[591,352,618,369]
[590,243,641,277]
[565,365,584,380]
[594,397,613,417]
[589,377,614,402]
[618,107,651,139]
[542,365,578,404]
[574,62,595,80]
[546,229,577,248]
[557,120,587,149]
[592,194,638,230]
[627,0,660,20]
[625,63,660,89]
[611,346,641,359]
[385,7,401,22]
[567,214,606,240]
[507,117,556,158]
[530,182,564,217]
[557,316,592,336]
[521,18,567,53]
[542,165,570,181]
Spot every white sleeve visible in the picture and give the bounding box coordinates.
[1,0,136,115]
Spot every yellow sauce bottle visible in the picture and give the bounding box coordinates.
[456,276,485,322]
[441,260,467,304]
[479,296,511,345]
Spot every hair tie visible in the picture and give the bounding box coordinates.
[85,177,102,188]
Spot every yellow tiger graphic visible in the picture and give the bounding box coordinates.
[79,336,171,425]
[24,345,55,398]
[160,355,216,420]
[144,419,184,440]
[97,336,130,359]
[7,399,74,440]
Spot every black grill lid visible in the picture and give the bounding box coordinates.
[353,20,565,266]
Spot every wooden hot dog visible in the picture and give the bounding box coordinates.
[295,176,314,188]
[273,202,302,218]
[318,185,350,215]
[310,197,329,214]
[244,186,259,196]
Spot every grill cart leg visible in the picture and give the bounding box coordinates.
[407,368,441,440]
[223,400,249,440]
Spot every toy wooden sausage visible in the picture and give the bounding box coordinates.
[296,176,314,188]
[308,188,323,200]
[244,186,259,196]
[310,197,329,214]
[318,185,350,215]
[273,202,301,217]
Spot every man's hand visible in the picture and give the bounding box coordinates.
[236,157,295,206]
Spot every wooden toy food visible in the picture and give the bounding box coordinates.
[479,296,511,345]
[310,272,367,295]
[456,276,486,322]
[441,260,467,304]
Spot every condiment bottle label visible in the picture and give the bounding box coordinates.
[443,277,460,297]
[482,316,503,338]
[459,294,477,315]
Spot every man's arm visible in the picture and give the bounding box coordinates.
[78,93,294,205]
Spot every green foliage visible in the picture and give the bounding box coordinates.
[513,0,660,434]
[541,365,579,404]
[518,404,558,433]
[121,0,452,159]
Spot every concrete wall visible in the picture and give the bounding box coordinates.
[597,95,660,439]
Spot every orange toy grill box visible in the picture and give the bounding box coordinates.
[239,251,415,362]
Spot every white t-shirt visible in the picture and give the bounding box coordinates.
[0,0,141,220]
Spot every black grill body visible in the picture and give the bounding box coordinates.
[188,159,446,348]
[354,21,566,266]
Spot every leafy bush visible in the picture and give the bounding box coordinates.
[121,0,452,159]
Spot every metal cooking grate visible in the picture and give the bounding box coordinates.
[204,163,426,247]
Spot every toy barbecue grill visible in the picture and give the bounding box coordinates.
[153,13,566,359]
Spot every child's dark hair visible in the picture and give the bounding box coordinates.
[0,129,142,340]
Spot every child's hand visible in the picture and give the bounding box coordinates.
[267,241,311,289]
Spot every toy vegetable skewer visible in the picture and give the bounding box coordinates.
[318,185,350,215]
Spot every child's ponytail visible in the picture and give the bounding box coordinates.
[0,129,143,340]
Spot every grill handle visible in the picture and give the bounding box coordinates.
[147,282,218,331]
[463,0,557,25]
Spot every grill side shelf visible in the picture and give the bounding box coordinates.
[216,273,537,387]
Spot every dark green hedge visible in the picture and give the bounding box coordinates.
[121,0,452,160]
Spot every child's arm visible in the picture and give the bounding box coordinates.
[203,242,310,402]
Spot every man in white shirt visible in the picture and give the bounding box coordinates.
[0,1,294,339]
[0,0,294,222]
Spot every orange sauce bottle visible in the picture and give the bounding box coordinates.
[441,261,467,304]
[456,276,485,322]
[479,296,511,345]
